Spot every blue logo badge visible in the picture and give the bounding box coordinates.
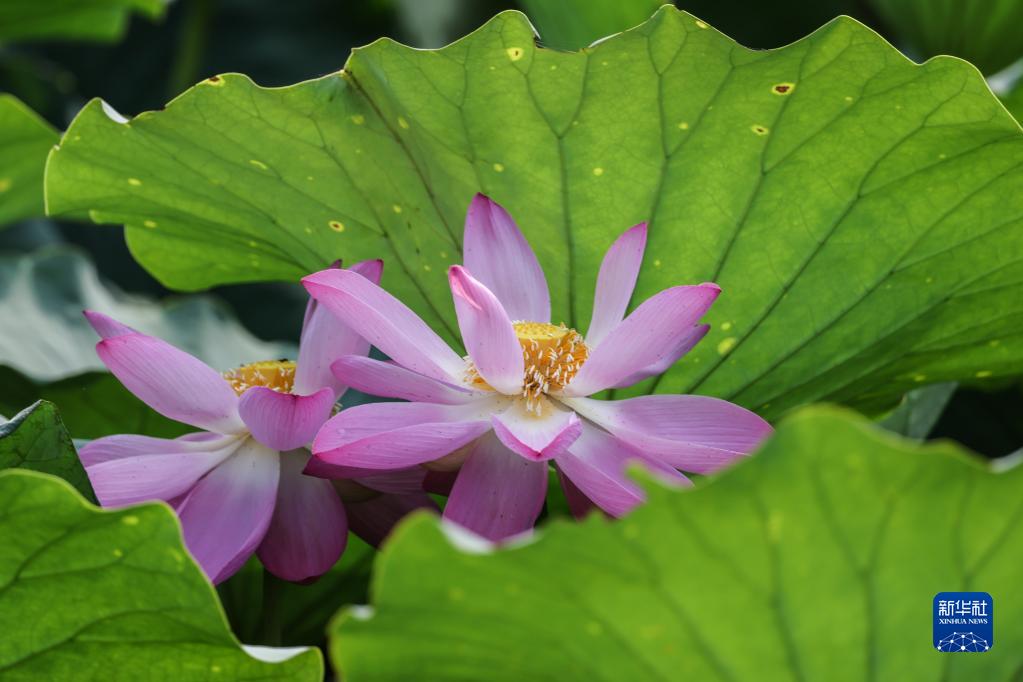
[933,592,993,652]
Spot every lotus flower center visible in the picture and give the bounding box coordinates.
[223,360,295,395]
[518,322,589,412]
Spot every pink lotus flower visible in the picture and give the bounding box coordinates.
[303,195,772,541]
[80,261,433,584]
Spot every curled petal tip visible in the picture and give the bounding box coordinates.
[83,310,134,339]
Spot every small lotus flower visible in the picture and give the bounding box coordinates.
[80,260,433,584]
[303,195,772,541]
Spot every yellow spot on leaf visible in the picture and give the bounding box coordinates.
[423,264,432,272]
[751,124,769,136]
[127,178,142,186]
[720,321,732,331]
[717,337,737,355]
[205,75,225,86]
[249,159,268,170]
[122,515,139,526]
[976,370,993,378]
[913,374,927,382]
[772,82,795,95]
[448,587,465,601]
[392,204,403,214]
[0,178,11,193]
[440,251,448,258]
[113,549,123,558]
[329,220,345,232]
[493,162,505,172]
[592,167,604,176]
[653,259,662,267]
[398,116,410,129]
[695,19,709,29]
[506,47,523,61]
[844,96,854,103]
[143,220,157,229]
[351,114,365,125]
[678,122,689,130]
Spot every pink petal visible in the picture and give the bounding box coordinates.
[177,439,280,583]
[585,223,647,347]
[443,433,548,541]
[302,268,464,383]
[463,194,550,322]
[304,458,428,495]
[490,401,581,461]
[294,260,380,396]
[83,310,136,338]
[238,386,335,451]
[611,324,709,388]
[78,432,220,466]
[553,425,646,517]
[312,400,496,470]
[563,284,720,397]
[256,450,348,582]
[331,355,479,404]
[92,328,243,434]
[84,434,242,507]
[564,394,772,474]
[556,467,598,520]
[347,492,439,547]
[449,266,523,395]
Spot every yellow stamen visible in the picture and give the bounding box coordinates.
[223,360,295,395]
[465,322,588,415]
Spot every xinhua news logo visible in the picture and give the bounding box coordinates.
[933,592,993,652]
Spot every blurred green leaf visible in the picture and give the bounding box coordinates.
[877,381,956,439]
[0,0,168,44]
[329,406,1022,680]
[0,95,58,228]
[0,400,95,502]
[44,9,1023,419]
[0,469,322,680]
[868,0,1023,75]
[0,248,295,383]
[520,0,663,50]
[218,537,375,648]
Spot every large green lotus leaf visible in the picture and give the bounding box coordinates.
[329,406,1022,680]
[0,400,95,502]
[0,248,295,383]
[867,0,1023,75]
[519,0,663,50]
[0,96,58,227]
[45,9,1023,418]
[0,0,166,44]
[1001,80,1023,122]
[0,469,323,680]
